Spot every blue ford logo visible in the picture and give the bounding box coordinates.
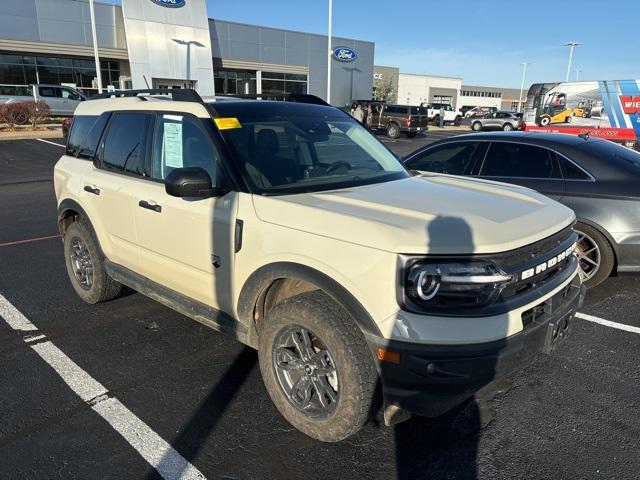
[150,0,186,8]
[332,47,358,62]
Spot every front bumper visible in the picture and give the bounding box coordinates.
[368,275,585,417]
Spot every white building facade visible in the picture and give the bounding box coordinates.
[396,73,462,107]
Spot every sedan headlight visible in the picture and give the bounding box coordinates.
[403,259,512,314]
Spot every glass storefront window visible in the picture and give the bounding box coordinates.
[0,52,120,93]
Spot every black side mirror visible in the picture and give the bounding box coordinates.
[165,167,222,198]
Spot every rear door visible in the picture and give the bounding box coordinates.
[478,141,566,199]
[87,112,153,270]
[38,86,63,115]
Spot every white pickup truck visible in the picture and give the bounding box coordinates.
[0,84,85,121]
[421,102,463,126]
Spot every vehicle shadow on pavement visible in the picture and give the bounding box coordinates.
[144,346,257,480]
[384,215,503,479]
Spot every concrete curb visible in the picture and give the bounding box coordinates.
[0,128,64,141]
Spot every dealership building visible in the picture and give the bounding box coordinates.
[373,66,527,111]
[0,0,374,106]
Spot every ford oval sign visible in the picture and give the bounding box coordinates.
[150,0,186,8]
[332,47,358,62]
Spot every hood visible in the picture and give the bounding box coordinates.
[252,175,575,255]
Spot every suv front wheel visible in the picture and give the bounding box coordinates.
[63,221,122,304]
[258,291,378,442]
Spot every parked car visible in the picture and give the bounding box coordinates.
[470,111,523,131]
[403,131,640,288]
[55,90,582,441]
[421,102,463,126]
[62,117,73,140]
[351,100,429,138]
[465,106,498,118]
[0,84,85,120]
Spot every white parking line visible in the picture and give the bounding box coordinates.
[576,312,640,335]
[0,294,206,480]
[36,138,65,148]
[0,293,38,331]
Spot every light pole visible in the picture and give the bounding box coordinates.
[89,0,103,93]
[575,69,582,81]
[564,42,581,82]
[326,0,333,104]
[517,62,530,113]
[172,39,205,86]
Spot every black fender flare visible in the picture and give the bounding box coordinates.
[237,262,383,343]
[57,199,103,253]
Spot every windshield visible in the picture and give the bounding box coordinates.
[219,112,409,194]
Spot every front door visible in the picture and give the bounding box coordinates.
[132,112,237,312]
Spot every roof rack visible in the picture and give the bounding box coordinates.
[88,88,203,103]
[216,93,330,107]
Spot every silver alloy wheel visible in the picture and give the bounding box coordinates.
[273,325,339,418]
[472,122,482,131]
[503,123,513,131]
[575,229,601,282]
[69,237,93,290]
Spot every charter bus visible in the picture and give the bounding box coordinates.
[522,80,640,150]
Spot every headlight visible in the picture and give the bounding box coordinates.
[403,259,512,314]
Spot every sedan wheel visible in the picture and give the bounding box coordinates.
[576,230,601,283]
[574,222,615,288]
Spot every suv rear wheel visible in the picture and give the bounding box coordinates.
[386,123,400,139]
[63,221,122,303]
[453,116,462,126]
[258,291,377,442]
[472,121,482,131]
[502,123,514,131]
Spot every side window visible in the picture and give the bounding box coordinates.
[100,113,149,175]
[66,113,109,158]
[151,114,218,182]
[559,157,590,180]
[481,143,560,178]
[406,142,480,175]
[496,112,508,119]
[61,88,81,100]
[39,86,59,98]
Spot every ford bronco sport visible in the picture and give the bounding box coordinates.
[55,89,584,442]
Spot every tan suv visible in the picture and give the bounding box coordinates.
[55,89,584,441]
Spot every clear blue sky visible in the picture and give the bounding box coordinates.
[102,0,640,88]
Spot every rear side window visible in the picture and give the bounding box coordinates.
[39,86,59,98]
[100,113,150,175]
[406,142,481,175]
[481,143,560,178]
[410,107,427,115]
[559,157,591,180]
[66,113,110,158]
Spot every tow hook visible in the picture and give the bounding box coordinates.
[383,402,412,427]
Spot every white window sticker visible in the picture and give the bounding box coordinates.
[163,115,183,168]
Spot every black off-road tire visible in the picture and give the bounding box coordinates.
[454,115,462,126]
[386,123,400,139]
[258,291,378,442]
[63,221,122,304]
[575,222,615,289]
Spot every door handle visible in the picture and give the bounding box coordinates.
[83,185,100,195]
[138,200,162,213]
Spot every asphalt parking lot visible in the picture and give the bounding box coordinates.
[1,136,639,480]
